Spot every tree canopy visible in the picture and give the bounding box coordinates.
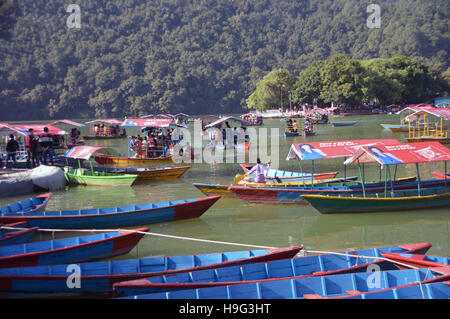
[0,0,449,120]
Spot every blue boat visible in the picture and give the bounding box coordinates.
[0,246,302,293]
[332,121,356,127]
[113,243,431,296]
[0,228,147,268]
[0,196,220,229]
[343,281,450,299]
[0,193,52,214]
[0,227,38,247]
[118,267,450,299]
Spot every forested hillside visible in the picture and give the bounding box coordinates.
[0,0,449,120]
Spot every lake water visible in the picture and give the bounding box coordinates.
[1,114,449,262]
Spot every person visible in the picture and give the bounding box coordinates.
[6,134,20,167]
[25,128,38,168]
[142,137,149,158]
[245,158,271,184]
[39,127,54,165]
[129,136,137,152]
[148,134,157,158]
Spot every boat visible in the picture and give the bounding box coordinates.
[0,246,302,293]
[112,242,432,296]
[117,267,450,299]
[380,124,410,132]
[63,167,138,187]
[64,166,191,181]
[303,141,450,214]
[83,119,127,140]
[229,177,446,204]
[192,177,359,198]
[331,121,356,127]
[380,252,449,269]
[0,193,52,214]
[0,228,147,268]
[337,281,450,299]
[240,163,339,181]
[432,171,450,180]
[0,227,38,247]
[61,146,139,186]
[94,154,173,167]
[0,196,221,229]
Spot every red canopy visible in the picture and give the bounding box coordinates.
[63,146,120,160]
[344,142,450,166]
[0,124,66,136]
[286,139,401,161]
[85,119,123,125]
[121,118,184,128]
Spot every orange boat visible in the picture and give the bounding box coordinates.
[94,154,174,167]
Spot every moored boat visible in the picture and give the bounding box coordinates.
[117,267,450,299]
[331,121,356,127]
[0,227,38,247]
[94,154,173,167]
[0,193,52,214]
[63,167,138,187]
[0,228,147,268]
[112,242,432,296]
[380,252,449,269]
[0,246,302,293]
[0,196,221,229]
[75,166,191,180]
[239,164,338,181]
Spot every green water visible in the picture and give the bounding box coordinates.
[1,114,449,260]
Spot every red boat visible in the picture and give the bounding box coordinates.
[0,226,38,247]
[432,171,450,180]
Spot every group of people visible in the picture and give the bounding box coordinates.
[3,127,55,169]
[129,129,173,158]
[94,124,126,137]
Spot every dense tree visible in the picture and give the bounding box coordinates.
[0,0,448,120]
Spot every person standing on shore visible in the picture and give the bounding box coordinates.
[40,127,54,165]
[6,134,20,167]
[25,128,38,168]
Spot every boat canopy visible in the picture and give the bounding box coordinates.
[403,107,450,122]
[286,139,401,161]
[63,146,121,160]
[344,142,450,166]
[204,116,252,129]
[0,124,67,136]
[85,119,124,125]
[49,120,85,127]
[121,118,187,128]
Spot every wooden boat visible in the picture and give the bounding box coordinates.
[192,177,358,198]
[63,167,138,186]
[112,242,432,296]
[0,246,302,293]
[72,166,191,180]
[284,131,299,137]
[331,121,356,127]
[0,228,147,268]
[432,171,450,179]
[229,178,446,204]
[0,193,52,214]
[0,227,38,247]
[117,267,450,299]
[0,196,221,229]
[380,124,409,132]
[381,252,449,270]
[94,154,173,167]
[83,119,126,140]
[302,187,450,214]
[337,281,450,299]
[239,164,338,182]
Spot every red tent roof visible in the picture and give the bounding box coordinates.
[286,139,401,161]
[0,124,66,136]
[63,146,120,160]
[344,142,450,166]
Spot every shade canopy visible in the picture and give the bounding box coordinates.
[344,142,450,166]
[49,120,85,127]
[85,119,124,125]
[286,139,401,161]
[204,116,252,129]
[121,118,186,128]
[0,124,66,136]
[63,146,121,160]
[402,106,450,122]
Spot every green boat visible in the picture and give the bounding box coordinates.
[302,187,450,214]
[63,167,138,186]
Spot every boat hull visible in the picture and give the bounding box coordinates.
[63,168,137,186]
[94,155,173,167]
[0,246,302,293]
[229,178,443,204]
[0,193,52,214]
[332,122,356,127]
[0,196,221,229]
[0,227,38,247]
[0,229,147,268]
[303,190,450,214]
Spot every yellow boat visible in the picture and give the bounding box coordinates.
[94,154,174,167]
